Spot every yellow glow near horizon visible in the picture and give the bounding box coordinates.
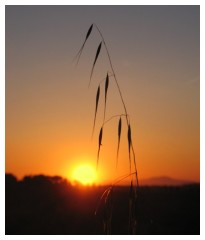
[5,6,200,185]
[72,164,97,185]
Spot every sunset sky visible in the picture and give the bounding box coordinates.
[5,5,200,184]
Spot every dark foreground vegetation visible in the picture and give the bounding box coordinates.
[5,174,200,235]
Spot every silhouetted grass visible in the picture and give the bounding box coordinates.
[74,23,139,233]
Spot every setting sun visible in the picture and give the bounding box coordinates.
[72,164,97,185]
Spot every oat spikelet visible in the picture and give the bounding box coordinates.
[105,73,109,104]
[92,85,100,138]
[89,42,102,87]
[116,117,122,168]
[128,124,132,173]
[97,127,103,169]
[103,73,109,121]
[73,24,93,65]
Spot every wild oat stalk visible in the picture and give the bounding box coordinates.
[74,23,139,234]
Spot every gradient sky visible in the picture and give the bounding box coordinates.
[5,5,200,184]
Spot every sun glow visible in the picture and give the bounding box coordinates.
[72,164,97,185]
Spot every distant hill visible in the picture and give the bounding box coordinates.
[139,176,198,186]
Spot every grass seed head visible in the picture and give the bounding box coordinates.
[89,42,102,87]
[86,24,93,40]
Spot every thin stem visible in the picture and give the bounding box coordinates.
[94,24,129,125]
[95,171,138,215]
[131,144,139,187]
[103,114,128,127]
[94,23,138,177]
[112,171,137,186]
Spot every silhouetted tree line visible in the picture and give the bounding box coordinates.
[5,173,200,235]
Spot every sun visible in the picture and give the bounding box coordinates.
[72,164,97,185]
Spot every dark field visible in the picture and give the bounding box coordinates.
[5,174,200,235]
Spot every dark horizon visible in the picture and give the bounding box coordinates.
[5,172,199,187]
[5,173,200,234]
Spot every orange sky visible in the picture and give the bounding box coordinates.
[5,6,200,184]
